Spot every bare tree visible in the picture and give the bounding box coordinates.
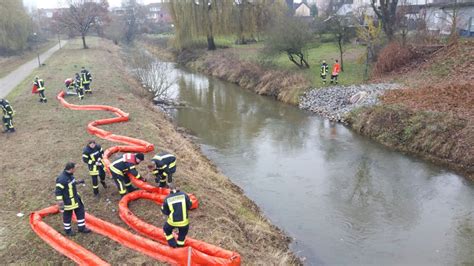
[442,0,460,44]
[57,0,109,49]
[371,0,399,40]
[123,0,146,44]
[357,15,383,80]
[326,15,356,72]
[130,51,175,99]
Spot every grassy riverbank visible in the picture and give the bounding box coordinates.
[348,42,474,180]
[0,37,300,264]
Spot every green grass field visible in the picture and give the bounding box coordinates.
[217,37,366,88]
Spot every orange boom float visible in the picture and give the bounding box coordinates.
[29,91,241,265]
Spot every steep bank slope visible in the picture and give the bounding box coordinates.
[0,38,299,265]
[347,42,474,179]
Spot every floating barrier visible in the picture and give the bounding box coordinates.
[29,91,241,265]
[120,190,241,265]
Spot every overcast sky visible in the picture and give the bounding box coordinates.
[22,0,162,9]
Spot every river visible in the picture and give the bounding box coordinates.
[153,62,474,265]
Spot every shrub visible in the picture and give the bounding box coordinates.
[372,42,418,76]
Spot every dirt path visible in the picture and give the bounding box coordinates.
[0,40,67,98]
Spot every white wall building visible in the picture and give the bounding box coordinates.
[295,3,311,16]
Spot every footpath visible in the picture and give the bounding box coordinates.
[0,41,67,98]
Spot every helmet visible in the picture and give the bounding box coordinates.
[135,153,145,161]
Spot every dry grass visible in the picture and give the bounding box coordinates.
[351,40,474,179]
[0,38,300,265]
[347,105,473,180]
[381,83,474,119]
[373,40,474,88]
[188,51,310,105]
[372,42,419,77]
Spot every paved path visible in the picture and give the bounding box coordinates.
[0,40,68,98]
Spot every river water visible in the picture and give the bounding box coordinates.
[155,63,474,265]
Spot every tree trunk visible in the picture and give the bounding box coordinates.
[81,34,88,49]
[287,52,309,69]
[298,52,310,68]
[204,1,216,50]
[338,37,344,72]
[207,35,216,50]
[237,1,246,44]
[364,47,370,80]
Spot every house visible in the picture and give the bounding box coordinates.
[145,3,172,24]
[421,1,474,36]
[294,2,311,17]
[111,7,126,16]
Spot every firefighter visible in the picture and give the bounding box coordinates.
[161,184,193,248]
[33,76,47,103]
[0,98,15,133]
[80,67,92,94]
[74,73,84,100]
[82,140,107,196]
[320,60,329,84]
[109,153,146,197]
[147,152,176,188]
[330,59,341,85]
[55,162,91,236]
[65,78,74,90]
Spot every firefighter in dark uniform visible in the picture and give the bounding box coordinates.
[0,98,15,133]
[320,60,329,84]
[82,140,107,196]
[74,73,84,100]
[80,67,92,94]
[109,153,145,197]
[34,76,47,103]
[161,184,193,248]
[55,162,91,236]
[148,152,176,188]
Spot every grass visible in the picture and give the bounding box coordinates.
[147,33,366,89]
[0,37,300,264]
[0,39,58,78]
[347,104,473,179]
[225,41,366,89]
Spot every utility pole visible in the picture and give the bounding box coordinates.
[58,33,61,49]
[33,32,41,67]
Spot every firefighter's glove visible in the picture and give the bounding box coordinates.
[57,202,64,213]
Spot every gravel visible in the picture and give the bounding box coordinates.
[299,83,400,122]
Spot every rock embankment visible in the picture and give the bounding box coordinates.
[299,84,399,122]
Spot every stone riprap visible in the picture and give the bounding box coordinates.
[299,84,399,122]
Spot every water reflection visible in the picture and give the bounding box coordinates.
[174,73,310,152]
[152,62,474,265]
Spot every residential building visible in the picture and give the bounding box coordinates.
[145,3,172,24]
[294,2,311,16]
[422,1,474,35]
